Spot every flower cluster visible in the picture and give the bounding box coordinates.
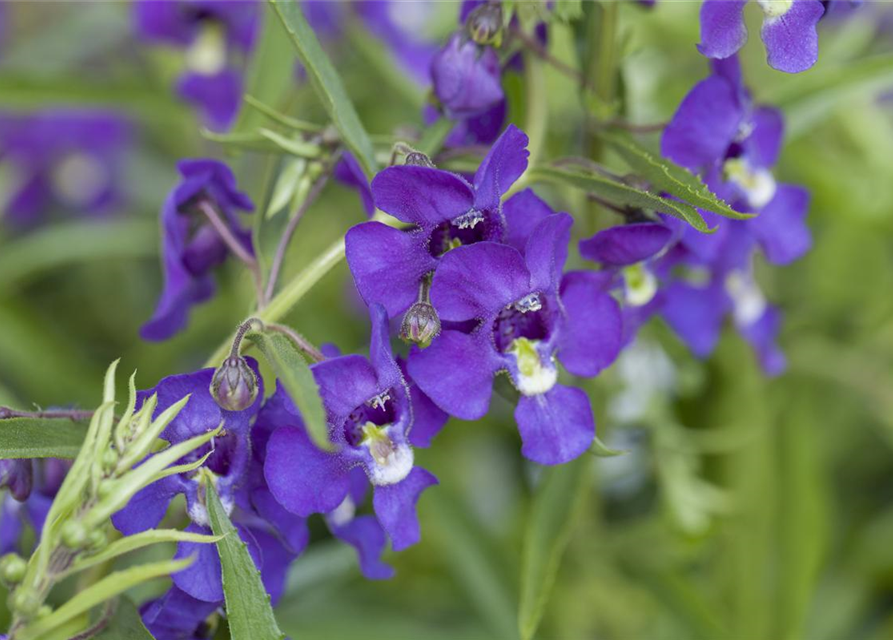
[579,55,811,374]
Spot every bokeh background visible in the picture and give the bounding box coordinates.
[2,2,893,638]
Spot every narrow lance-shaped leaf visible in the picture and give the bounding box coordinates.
[268,0,378,178]
[246,329,333,451]
[529,165,712,232]
[61,529,224,580]
[598,129,753,220]
[518,456,591,640]
[0,418,88,459]
[589,434,627,458]
[206,478,286,640]
[17,557,194,640]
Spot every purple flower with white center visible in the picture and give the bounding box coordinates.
[345,124,529,320]
[431,31,504,119]
[661,57,812,266]
[698,0,825,73]
[264,304,438,553]
[141,159,254,342]
[579,220,679,344]
[408,211,623,465]
[133,0,260,130]
[0,110,131,228]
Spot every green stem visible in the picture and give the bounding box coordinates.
[505,51,548,199]
[204,211,394,367]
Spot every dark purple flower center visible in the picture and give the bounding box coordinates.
[342,390,398,447]
[428,209,501,257]
[492,294,551,353]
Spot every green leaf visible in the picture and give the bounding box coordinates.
[518,456,590,640]
[589,435,627,457]
[17,558,193,640]
[206,480,285,640]
[0,219,157,291]
[269,0,378,178]
[92,597,153,640]
[0,418,88,459]
[551,0,583,23]
[529,165,712,232]
[63,529,224,579]
[598,129,753,220]
[246,329,333,451]
[258,128,323,158]
[266,157,308,219]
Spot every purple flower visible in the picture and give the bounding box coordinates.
[1,459,69,555]
[141,159,254,342]
[698,0,825,73]
[345,124,529,319]
[408,212,623,465]
[110,360,298,605]
[264,304,438,554]
[0,110,131,228]
[141,586,220,640]
[334,152,375,217]
[661,57,812,266]
[134,0,261,130]
[431,32,504,119]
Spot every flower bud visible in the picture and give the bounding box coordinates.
[210,356,258,412]
[404,152,435,168]
[88,528,108,551]
[60,520,88,549]
[0,459,33,502]
[400,302,441,348]
[10,588,40,618]
[0,553,27,586]
[466,3,503,46]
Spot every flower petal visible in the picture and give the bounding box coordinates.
[750,184,811,265]
[661,281,731,358]
[264,426,351,517]
[368,303,403,392]
[739,304,786,376]
[503,188,556,253]
[525,213,573,294]
[330,514,395,580]
[431,242,530,321]
[111,475,183,536]
[558,271,623,377]
[473,124,530,211]
[514,385,595,465]
[579,222,674,267]
[312,355,380,426]
[407,329,500,420]
[372,467,438,551]
[371,166,474,227]
[346,222,437,318]
[745,106,785,169]
[697,0,748,60]
[760,0,824,74]
[661,75,743,172]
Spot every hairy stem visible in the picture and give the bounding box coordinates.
[196,200,264,308]
[0,407,94,421]
[264,151,341,305]
[511,24,591,91]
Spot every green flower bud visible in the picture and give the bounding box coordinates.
[400,302,441,348]
[466,3,503,46]
[101,446,119,473]
[37,604,53,619]
[210,356,259,412]
[60,520,88,549]
[10,588,40,618]
[0,553,27,586]
[88,528,108,551]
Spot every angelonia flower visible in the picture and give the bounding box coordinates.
[264,304,442,556]
[0,110,131,228]
[581,55,812,375]
[407,205,622,465]
[109,360,303,638]
[141,159,254,342]
[428,1,508,145]
[345,124,529,322]
[133,0,260,130]
[698,0,826,73]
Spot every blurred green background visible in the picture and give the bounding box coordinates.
[2,2,893,638]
